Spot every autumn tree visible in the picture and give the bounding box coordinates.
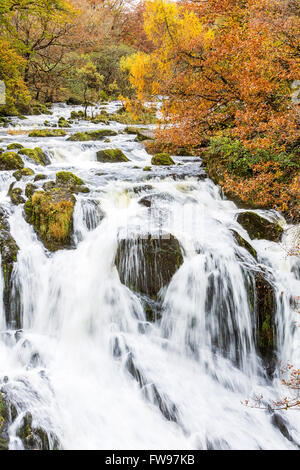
[76,61,104,116]
[122,0,300,151]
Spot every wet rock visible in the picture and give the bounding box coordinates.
[237,212,283,242]
[28,129,66,138]
[7,143,24,150]
[0,392,9,450]
[115,233,183,300]
[0,208,19,326]
[0,152,24,171]
[143,166,151,172]
[67,129,117,141]
[56,171,89,193]
[91,114,109,125]
[254,272,277,376]
[138,192,176,208]
[9,186,25,205]
[96,149,129,163]
[24,188,75,251]
[66,97,82,106]
[18,148,50,166]
[13,168,35,181]
[34,174,47,182]
[42,181,56,191]
[231,230,257,259]
[132,184,153,195]
[151,153,175,166]
[58,117,71,128]
[16,412,57,450]
[25,183,38,198]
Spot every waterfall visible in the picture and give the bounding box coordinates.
[0,103,299,450]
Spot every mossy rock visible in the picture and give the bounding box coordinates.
[56,171,89,193]
[0,392,9,450]
[9,186,25,205]
[24,189,76,251]
[56,171,83,187]
[96,148,129,163]
[91,114,109,125]
[34,174,47,182]
[28,129,66,138]
[115,233,183,300]
[25,183,38,198]
[231,230,257,260]
[18,147,50,166]
[58,117,71,128]
[237,212,283,242]
[0,152,24,171]
[0,207,19,325]
[13,167,35,181]
[67,129,117,141]
[143,166,152,172]
[151,153,175,166]
[7,143,24,150]
[16,412,58,450]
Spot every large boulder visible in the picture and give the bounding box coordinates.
[115,233,183,300]
[231,229,257,259]
[18,148,50,166]
[13,168,35,181]
[0,152,24,171]
[250,272,277,376]
[96,149,129,163]
[67,129,117,141]
[237,211,283,242]
[0,208,19,326]
[24,188,75,251]
[124,127,154,142]
[55,171,89,193]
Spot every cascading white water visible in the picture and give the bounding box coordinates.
[0,103,299,450]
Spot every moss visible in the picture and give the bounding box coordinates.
[143,166,152,171]
[25,183,37,198]
[67,129,117,141]
[24,188,75,251]
[151,153,175,166]
[0,392,9,450]
[18,147,49,166]
[96,148,129,163]
[58,117,71,128]
[16,412,57,450]
[34,174,47,182]
[237,212,283,242]
[13,167,35,181]
[56,171,83,186]
[124,127,154,142]
[0,151,24,170]
[7,143,24,150]
[9,186,25,205]
[91,114,109,125]
[29,129,66,138]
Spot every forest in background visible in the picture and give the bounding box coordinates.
[0,0,299,222]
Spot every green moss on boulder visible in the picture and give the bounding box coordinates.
[24,189,75,251]
[16,412,58,450]
[29,129,66,138]
[13,168,35,181]
[115,233,183,300]
[9,186,25,205]
[67,129,117,141]
[56,171,83,186]
[96,148,129,163]
[7,143,24,150]
[25,183,38,198]
[151,153,175,166]
[237,212,283,242]
[0,152,24,171]
[58,117,71,128]
[18,148,50,166]
[34,174,46,182]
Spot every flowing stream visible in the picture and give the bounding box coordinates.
[0,103,299,450]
